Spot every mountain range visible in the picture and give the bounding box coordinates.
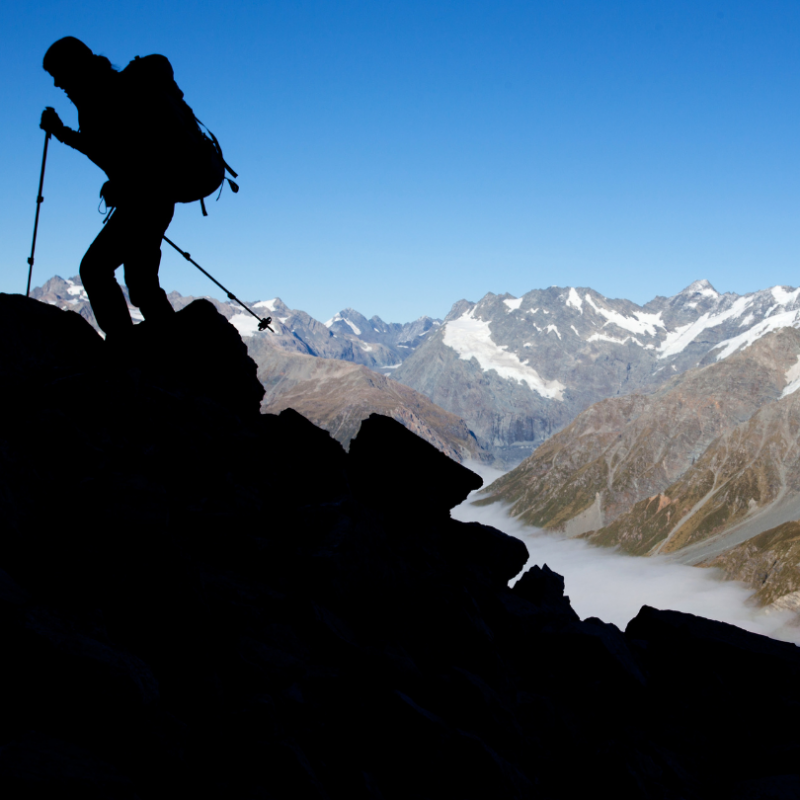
[34,275,800,467]
[33,274,800,616]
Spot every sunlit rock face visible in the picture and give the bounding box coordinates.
[2,292,800,798]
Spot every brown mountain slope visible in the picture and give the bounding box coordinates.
[257,348,487,463]
[699,521,800,612]
[591,387,800,555]
[475,327,800,534]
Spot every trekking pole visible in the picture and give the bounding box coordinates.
[162,235,274,332]
[26,130,52,296]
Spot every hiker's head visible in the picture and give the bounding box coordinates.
[44,37,113,100]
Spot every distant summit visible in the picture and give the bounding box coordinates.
[679,278,719,297]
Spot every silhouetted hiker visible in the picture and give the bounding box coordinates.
[40,37,179,339]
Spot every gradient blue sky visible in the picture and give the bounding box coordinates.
[1,1,797,322]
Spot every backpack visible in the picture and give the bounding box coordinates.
[121,54,238,214]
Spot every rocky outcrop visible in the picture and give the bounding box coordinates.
[3,292,800,798]
[257,346,488,462]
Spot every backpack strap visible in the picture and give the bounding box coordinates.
[196,119,238,179]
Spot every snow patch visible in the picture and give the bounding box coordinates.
[658,296,754,359]
[442,310,565,400]
[588,333,631,345]
[229,313,263,337]
[545,325,561,340]
[597,307,664,337]
[570,325,580,336]
[714,309,800,361]
[738,313,755,328]
[503,297,523,311]
[584,294,601,313]
[566,288,583,313]
[781,355,800,399]
[254,299,279,312]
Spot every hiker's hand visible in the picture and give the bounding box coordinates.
[40,107,64,136]
[99,181,118,209]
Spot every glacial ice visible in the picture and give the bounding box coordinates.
[442,310,565,400]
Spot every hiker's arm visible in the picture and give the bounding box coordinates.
[40,107,88,155]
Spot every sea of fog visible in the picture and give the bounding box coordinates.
[453,463,800,646]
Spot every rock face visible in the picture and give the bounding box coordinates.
[3,291,800,798]
[394,281,800,463]
[258,346,489,462]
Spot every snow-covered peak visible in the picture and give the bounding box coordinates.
[324,312,362,335]
[680,279,719,299]
[770,286,800,307]
[253,298,283,312]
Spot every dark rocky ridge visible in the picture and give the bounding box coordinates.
[2,293,800,799]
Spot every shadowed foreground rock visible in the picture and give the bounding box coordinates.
[1,293,800,799]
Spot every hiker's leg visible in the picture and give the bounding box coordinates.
[80,213,133,336]
[124,201,176,323]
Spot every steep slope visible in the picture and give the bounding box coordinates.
[257,347,487,462]
[394,281,800,462]
[592,384,800,557]
[476,328,800,533]
[700,521,800,612]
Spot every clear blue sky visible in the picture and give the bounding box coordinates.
[1,1,797,322]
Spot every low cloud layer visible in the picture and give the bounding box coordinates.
[454,463,800,645]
